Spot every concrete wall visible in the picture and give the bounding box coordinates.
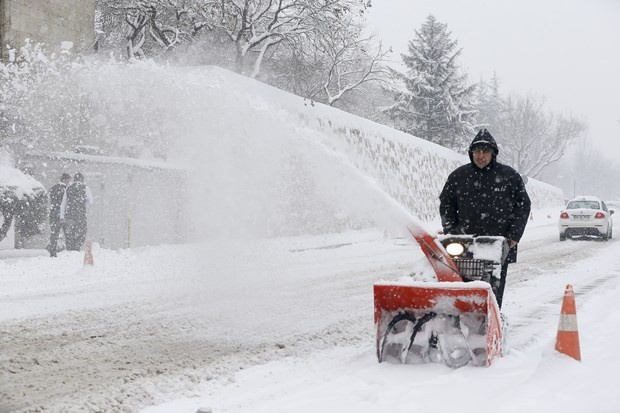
[19,151,187,250]
[0,0,95,58]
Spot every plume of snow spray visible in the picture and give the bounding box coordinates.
[72,62,430,241]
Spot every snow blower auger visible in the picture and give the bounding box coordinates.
[374,224,509,368]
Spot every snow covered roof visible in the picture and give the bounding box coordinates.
[48,151,185,171]
[0,165,45,200]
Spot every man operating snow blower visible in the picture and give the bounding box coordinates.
[373,128,531,367]
[439,128,531,308]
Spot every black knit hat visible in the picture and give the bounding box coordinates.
[469,129,499,155]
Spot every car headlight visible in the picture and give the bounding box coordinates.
[445,242,465,256]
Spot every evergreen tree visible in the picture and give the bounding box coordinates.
[386,15,476,151]
[475,72,504,131]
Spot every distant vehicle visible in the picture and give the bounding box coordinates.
[558,196,614,241]
[74,145,101,156]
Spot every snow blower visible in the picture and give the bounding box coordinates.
[374,224,508,367]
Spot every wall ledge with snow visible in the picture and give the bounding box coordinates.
[204,67,564,223]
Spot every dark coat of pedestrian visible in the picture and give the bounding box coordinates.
[439,129,531,307]
[60,172,93,251]
[48,173,71,257]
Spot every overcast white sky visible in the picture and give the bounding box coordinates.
[366,0,620,156]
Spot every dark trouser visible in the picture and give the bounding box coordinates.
[49,220,64,257]
[491,261,509,309]
[65,218,87,251]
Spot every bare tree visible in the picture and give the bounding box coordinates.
[208,0,364,78]
[125,3,149,58]
[95,0,390,117]
[497,93,586,178]
[96,0,207,58]
[264,34,325,97]
[312,17,391,106]
[544,135,620,201]
[255,2,390,110]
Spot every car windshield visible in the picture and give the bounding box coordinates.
[566,201,600,210]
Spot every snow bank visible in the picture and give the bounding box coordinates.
[64,63,563,240]
[178,66,565,225]
[0,165,44,199]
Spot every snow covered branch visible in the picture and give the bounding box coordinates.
[496,93,586,178]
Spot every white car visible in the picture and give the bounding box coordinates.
[558,196,614,241]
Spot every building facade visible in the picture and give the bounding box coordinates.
[0,0,95,58]
[19,151,188,250]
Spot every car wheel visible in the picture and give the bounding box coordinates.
[559,234,566,241]
[602,231,609,241]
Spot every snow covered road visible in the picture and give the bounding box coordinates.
[1,221,620,413]
[1,231,416,412]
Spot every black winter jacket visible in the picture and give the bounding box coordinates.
[65,182,89,222]
[48,182,67,223]
[439,151,531,263]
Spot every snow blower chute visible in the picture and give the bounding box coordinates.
[374,224,508,367]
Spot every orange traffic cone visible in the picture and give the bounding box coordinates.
[83,240,94,266]
[555,284,581,361]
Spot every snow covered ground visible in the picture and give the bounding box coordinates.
[0,64,614,413]
[1,215,619,413]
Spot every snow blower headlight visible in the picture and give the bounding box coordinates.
[445,242,465,256]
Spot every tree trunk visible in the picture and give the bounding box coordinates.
[235,44,245,74]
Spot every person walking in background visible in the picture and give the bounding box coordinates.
[48,173,71,257]
[60,172,93,251]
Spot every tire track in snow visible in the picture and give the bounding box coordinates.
[507,243,620,353]
[0,250,413,413]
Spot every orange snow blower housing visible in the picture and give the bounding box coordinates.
[374,225,508,368]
